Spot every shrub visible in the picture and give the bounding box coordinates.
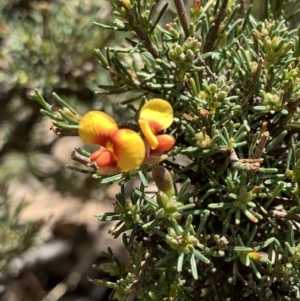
[34,0,300,299]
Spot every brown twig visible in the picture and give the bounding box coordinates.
[124,11,160,59]
[268,210,300,223]
[199,109,212,135]
[173,0,190,40]
[125,252,153,301]
[253,122,269,159]
[246,123,269,176]
[50,125,79,137]
[252,30,260,57]
[196,53,218,80]
[71,150,94,167]
[238,0,245,18]
[287,96,300,111]
[204,0,229,53]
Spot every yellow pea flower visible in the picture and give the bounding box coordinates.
[138,98,175,154]
[79,111,145,174]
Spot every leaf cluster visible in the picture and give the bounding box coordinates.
[0,183,43,283]
[33,0,300,300]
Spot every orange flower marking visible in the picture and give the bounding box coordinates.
[138,99,175,154]
[90,148,117,168]
[79,111,145,173]
[79,111,118,145]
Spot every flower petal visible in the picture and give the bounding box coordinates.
[138,119,158,149]
[90,148,117,168]
[79,111,118,145]
[112,129,146,171]
[139,98,173,133]
[153,134,175,152]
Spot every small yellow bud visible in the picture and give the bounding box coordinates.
[248,251,263,261]
[208,83,218,93]
[199,91,207,99]
[250,61,258,74]
[156,191,170,208]
[123,0,132,9]
[195,132,212,148]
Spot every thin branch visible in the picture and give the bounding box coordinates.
[204,0,229,53]
[199,109,212,135]
[50,126,79,137]
[71,150,94,167]
[253,122,269,159]
[252,30,260,57]
[173,0,190,40]
[268,210,300,223]
[238,0,245,18]
[253,132,269,158]
[126,252,153,301]
[196,54,218,80]
[124,11,160,58]
[287,96,300,111]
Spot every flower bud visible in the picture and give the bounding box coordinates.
[262,92,282,108]
[98,262,124,276]
[152,165,174,197]
[263,36,272,55]
[185,49,195,61]
[156,191,170,208]
[285,68,299,80]
[198,91,207,99]
[123,0,132,9]
[193,0,202,13]
[208,83,218,93]
[166,236,179,249]
[248,251,264,261]
[178,53,186,62]
[185,234,198,245]
[195,132,212,148]
[190,40,201,53]
[261,28,269,37]
[164,199,178,213]
[250,61,258,74]
[217,91,228,101]
[278,41,293,56]
[174,44,183,57]
[271,36,283,53]
[223,85,231,93]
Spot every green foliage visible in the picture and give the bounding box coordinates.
[1,0,106,94]
[0,0,113,284]
[0,0,115,195]
[0,183,43,282]
[34,0,300,300]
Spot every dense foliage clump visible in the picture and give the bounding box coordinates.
[33,0,300,300]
